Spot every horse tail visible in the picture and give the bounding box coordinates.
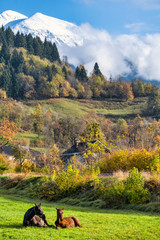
[72,217,81,227]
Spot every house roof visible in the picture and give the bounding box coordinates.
[1,145,41,157]
[61,140,110,157]
[1,146,13,155]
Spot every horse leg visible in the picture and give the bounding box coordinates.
[72,217,81,227]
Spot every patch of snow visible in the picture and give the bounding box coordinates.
[0,10,27,27]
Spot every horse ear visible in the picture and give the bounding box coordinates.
[56,208,58,210]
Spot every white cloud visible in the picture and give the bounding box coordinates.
[125,22,146,33]
[132,0,160,10]
[59,24,160,81]
[73,0,160,8]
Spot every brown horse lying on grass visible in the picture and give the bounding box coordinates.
[55,208,81,229]
[23,203,53,227]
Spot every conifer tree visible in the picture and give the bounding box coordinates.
[15,32,26,48]
[51,43,60,62]
[43,38,52,59]
[147,85,160,116]
[26,33,34,54]
[62,66,68,80]
[79,65,88,82]
[93,62,102,76]
[5,27,14,47]
[0,66,12,97]
[11,73,19,99]
[0,26,6,45]
[0,42,10,63]
[52,64,58,76]
[33,37,43,57]
[75,66,80,80]
[11,50,25,73]
[45,65,52,82]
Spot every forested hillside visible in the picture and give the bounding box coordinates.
[0,26,159,106]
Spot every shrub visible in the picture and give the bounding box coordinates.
[125,167,150,204]
[33,164,100,200]
[103,180,125,206]
[150,153,160,174]
[98,149,129,172]
[127,149,154,171]
[0,155,9,174]
[98,148,155,173]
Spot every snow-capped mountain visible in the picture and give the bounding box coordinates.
[0,10,27,27]
[0,10,83,47]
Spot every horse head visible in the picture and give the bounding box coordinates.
[56,208,64,221]
[34,203,44,217]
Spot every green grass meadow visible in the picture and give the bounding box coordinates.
[24,97,147,119]
[0,194,160,240]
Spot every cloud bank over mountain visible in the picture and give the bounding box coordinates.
[61,23,160,80]
[1,10,160,81]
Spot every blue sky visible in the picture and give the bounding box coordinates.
[1,0,160,35]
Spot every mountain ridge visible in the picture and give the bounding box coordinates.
[0,10,83,47]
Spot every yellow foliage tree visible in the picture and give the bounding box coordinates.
[0,119,17,147]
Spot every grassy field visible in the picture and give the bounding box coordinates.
[24,97,147,119]
[0,194,160,240]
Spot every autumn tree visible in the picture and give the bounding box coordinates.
[122,82,134,101]
[13,144,30,168]
[81,120,104,142]
[0,89,7,99]
[46,144,62,173]
[0,120,17,147]
[83,141,105,168]
[32,104,44,136]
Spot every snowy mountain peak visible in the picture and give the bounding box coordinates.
[0,10,27,27]
[0,10,83,47]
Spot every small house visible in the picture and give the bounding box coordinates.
[0,145,41,165]
[61,140,110,166]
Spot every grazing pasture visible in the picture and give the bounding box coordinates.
[0,194,160,240]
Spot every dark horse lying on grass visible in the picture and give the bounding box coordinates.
[55,208,81,229]
[23,203,53,227]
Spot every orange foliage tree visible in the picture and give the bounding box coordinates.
[0,119,17,147]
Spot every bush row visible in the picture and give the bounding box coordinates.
[98,148,160,172]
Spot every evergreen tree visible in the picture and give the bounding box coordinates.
[75,66,80,80]
[52,64,58,75]
[0,42,10,63]
[26,33,34,54]
[15,32,26,48]
[45,65,52,82]
[33,37,43,57]
[5,27,14,47]
[79,65,88,82]
[62,66,68,80]
[11,73,19,99]
[93,62,102,76]
[147,85,160,116]
[43,38,52,59]
[0,66,12,97]
[0,26,6,45]
[11,50,25,73]
[51,43,60,62]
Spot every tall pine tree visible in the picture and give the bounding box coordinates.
[93,62,102,76]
